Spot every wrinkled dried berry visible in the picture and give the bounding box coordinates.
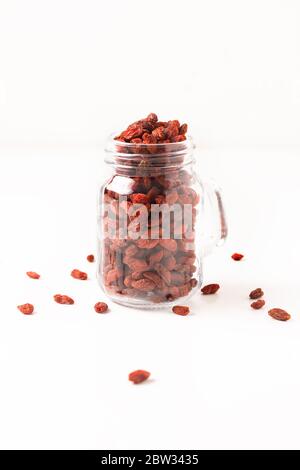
[131,278,156,291]
[232,253,244,261]
[249,288,264,299]
[71,269,88,280]
[18,303,34,315]
[201,284,220,295]
[128,370,151,384]
[251,299,265,310]
[172,305,190,316]
[94,302,108,313]
[87,254,95,262]
[54,294,74,305]
[268,308,291,322]
[26,271,40,279]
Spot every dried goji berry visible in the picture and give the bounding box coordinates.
[149,249,164,265]
[179,123,188,135]
[71,269,88,280]
[54,294,74,305]
[146,113,158,123]
[127,259,148,272]
[268,308,291,322]
[18,303,34,315]
[143,271,164,288]
[171,135,186,142]
[26,271,40,279]
[163,255,176,271]
[94,302,109,313]
[130,193,149,205]
[121,124,143,141]
[249,288,264,299]
[128,370,150,384]
[152,126,165,141]
[172,305,190,316]
[106,269,120,284]
[251,299,265,310]
[232,253,244,261]
[201,284,220,295]
[131,278,156,291]
[87,254,95,262]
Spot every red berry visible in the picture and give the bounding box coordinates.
[231,253,244,261]
[128,370,150,384]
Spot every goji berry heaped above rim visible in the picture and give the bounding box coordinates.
[231,253,244,261]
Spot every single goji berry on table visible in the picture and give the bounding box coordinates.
[26,271,40,279]
[87,254,95,262]
[251,299,265,310]
[54,294,74,305]
[201,284,220,295]
[128,370,151,384]
[18,303,34,315]
[268,308,291,321]
[71,269,88,280]
[172,305,190,316]
[249,288,264,299]
[231,253,244,261]
[94,302,108,313]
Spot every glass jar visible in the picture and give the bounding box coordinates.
[97,135,227,308]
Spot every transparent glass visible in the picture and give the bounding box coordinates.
[97,136,227,309]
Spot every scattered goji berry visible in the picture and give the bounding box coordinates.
[54,294,74,305]
[268,308,291,322]
[232,253,244,261]
[251,299,265,310]
[201,284,220,295]
[128,370,151,384]
[71,269,88,280]
[249,288,264,299]
[26,271,40,279]
[172,305,190,316]
[94,302,108,313]
[87,254,95,262]
[18,303,34,315]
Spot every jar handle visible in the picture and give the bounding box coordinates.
[200,177,228,257]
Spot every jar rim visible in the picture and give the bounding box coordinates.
[105,133,195,166]
[106,132,194,149]
[105,132,195,153]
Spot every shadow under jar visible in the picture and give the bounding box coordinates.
[98,135,227,309]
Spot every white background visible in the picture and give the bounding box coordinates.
[0,0,300,450]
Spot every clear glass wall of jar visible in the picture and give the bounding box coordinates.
[97,135,227,309]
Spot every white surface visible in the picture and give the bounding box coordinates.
[0,0,299,148]
[0,147,299,451]
[0,0,300,451]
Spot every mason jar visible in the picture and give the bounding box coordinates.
[97,135,227,308]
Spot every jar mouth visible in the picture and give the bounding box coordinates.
[105,133,195,170]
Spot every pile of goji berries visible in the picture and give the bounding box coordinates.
[103,113,199,304]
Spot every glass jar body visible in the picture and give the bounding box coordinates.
[97,138,226,309]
